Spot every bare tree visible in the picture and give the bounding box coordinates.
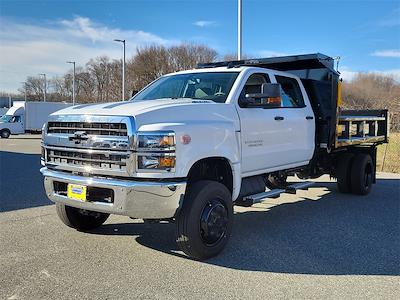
[128,45,172,91]
[19,43,219,103]
[86,56,114,102]
[168,43,217,71]
[342,73,400,131]
[19,76,45,101]
[127,43,217,92]
[222,53,250,61]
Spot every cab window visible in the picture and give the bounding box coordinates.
[275,75,305,108]
[133,72,239,103]
[11,116,22,123]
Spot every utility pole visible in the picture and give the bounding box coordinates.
[67,61,76,105]
[39,73,47,102]
[114,39,126,100]
[238,0,242,60]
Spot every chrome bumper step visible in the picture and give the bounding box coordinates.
[237,181,314,206]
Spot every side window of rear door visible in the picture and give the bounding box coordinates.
[275,75,305,108]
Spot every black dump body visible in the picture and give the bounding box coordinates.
[198,53,340,149]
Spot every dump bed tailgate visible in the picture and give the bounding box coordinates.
[335,109,389,148]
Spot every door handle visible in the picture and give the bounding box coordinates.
[306,116,314,120]
[274,116,284,121]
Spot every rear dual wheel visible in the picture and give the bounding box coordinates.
[336,153,374,195]
[351,153,374,195]
[336,153,354,193]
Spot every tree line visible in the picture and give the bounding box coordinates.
[17,43,217,103]
[342,73,400,131]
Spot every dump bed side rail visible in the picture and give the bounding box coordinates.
[335,109,389,147]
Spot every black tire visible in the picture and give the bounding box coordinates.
[176,180,233,260]
[56,203,109,230]
[351,153,374,195]
[1,129,10,139]
[336,153,354,193]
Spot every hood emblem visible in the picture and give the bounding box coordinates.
[69,131,89,144]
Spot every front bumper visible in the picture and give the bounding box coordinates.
[40,167,186,219]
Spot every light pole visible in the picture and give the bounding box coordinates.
[20,82,27,101]
[39,73,46,102]
[67,61,76,105]
[114,39,126,100]
[238,0,242,60]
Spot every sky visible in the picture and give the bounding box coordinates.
[0,0,399,93]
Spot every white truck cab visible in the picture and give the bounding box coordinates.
[0,104,25,137]
[40,54,388,259]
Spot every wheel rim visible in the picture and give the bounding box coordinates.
[200,199,228,246]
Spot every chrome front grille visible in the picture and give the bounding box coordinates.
[47,121,127,136]
[43,115,135,177]
[46,147,128,171]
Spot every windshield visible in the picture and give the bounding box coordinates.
[0,115,12,123]
[132,72,239,103]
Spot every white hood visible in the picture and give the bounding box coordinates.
[54,99,204,116]
[52,99,240,131]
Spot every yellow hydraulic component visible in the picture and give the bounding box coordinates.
[337,80,343,107]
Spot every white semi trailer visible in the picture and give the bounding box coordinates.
[0,101,72,138]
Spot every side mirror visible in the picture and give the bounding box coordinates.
[245,83,282,108]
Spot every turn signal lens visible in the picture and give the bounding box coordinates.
[159,156,175,168]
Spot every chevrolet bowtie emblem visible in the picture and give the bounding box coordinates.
[69,131,89,144]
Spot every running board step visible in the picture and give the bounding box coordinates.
[242,181,314,205]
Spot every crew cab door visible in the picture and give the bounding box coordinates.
[236,71,315,175]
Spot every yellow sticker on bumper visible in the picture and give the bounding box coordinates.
[67,184,87,201]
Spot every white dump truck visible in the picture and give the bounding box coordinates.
[0,101,72,138]
[40,54,389,259]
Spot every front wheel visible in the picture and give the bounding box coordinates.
[176,180,233,260]
[56,203,109,230]
[1,130,10,139]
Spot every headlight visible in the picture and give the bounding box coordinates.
[137,132,175,151]
[136,131,176,172]
[138,154,176,171]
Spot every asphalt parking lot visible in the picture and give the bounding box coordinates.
[1,135,399,299]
